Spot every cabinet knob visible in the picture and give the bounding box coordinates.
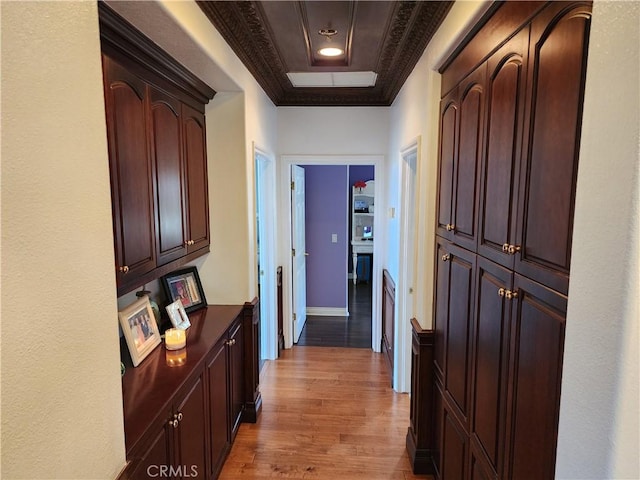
[502,243,510,252]
[508,244,521,255]
[441,254,450,262]
[505,290,518,300]
[119,266,129,274]
[445,223,456,232]
[169,419,178,428]
[498,287,506,297]
[185,240,195,246]
[177,412,183,422]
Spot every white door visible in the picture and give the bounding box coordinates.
[255,150,277,359]
[291,165,307,343]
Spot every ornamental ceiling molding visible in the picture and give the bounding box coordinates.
[197,1,452,106]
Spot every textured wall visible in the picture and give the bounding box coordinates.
[1,2,126,478]
[304,165,349,309]
[556,1,640,478]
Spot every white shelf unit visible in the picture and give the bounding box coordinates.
[351,180,374,284]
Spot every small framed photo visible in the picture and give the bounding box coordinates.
[119,296,161,367]
[166,299,191,330]
[161,267,207,313]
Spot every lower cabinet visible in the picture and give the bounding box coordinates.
[207,317,245,478]
[120,305,261,480]
[128,375,207,480]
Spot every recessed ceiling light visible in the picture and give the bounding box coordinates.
[318,47,344,57]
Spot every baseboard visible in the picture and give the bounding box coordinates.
[406,429,436,475]
[306,307,349,317]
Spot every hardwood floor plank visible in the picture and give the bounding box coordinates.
[219,347,432,480]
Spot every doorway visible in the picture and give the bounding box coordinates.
[254,145,278,361]
[279,155,384,351]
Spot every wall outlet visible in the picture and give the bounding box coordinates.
[331,233,338,243]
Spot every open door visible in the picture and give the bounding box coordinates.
[291,165,307,343]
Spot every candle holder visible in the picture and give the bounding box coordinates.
[164,328,186,350]
[165,348,187,367]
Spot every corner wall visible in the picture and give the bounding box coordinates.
[556,1,640,477]
[1,2,126,477]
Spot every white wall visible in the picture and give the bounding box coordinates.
[1,2,126,478]
[556,1,640,478]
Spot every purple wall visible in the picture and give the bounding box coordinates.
[303,165,348,309]
[348,165,375,273]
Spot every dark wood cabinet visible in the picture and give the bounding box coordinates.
[424,2,591,479]
[514,2,592,296]
[434,240,475,427]
[99,3,215,296]
[174,376,208,479]
[504,274,567,480]
[103,57,157,284]
[477,28,529,269]
[207,337,230,479]
[128,413,172,480]
[436,65,484,251]
[228,319,245,441]
[150,86,188,266]
[382,270,396,380]
[182,104,210,254]
[120,305,261,480]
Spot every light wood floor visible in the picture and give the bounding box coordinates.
[219,346,433,479]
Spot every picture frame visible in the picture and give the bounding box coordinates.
[161,267,207,313]
[166,299,191,330]
[119,296,161,367]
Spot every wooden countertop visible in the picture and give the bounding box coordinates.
[121,304,243,456]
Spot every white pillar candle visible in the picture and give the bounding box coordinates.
[165,328,186,350]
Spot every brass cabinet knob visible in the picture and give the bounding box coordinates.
[445,223,456,232]
[185,240,195,246]
[508,245,521,255]
[169,419,178,428]
[498,287,505,297]
[119,266,129,274]
[442,254,450,262]
[190,240,195,246]
[177,412,183,422]
[502,243,510,252]
[505,290,519,300]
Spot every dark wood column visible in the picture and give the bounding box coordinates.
[242,298,262,422]
[406,318,436,474]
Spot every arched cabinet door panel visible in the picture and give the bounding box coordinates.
[477,29,529,269]
[436,90,458,241]
[150,87,188,266]
[182,104,210,254]
[103,56,156,283]
[515,3,592,295]
[453,64,486,251]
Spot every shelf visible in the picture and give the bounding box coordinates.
[354,212,374,216]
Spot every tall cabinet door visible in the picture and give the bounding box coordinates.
[207,337,230,479]
[515,3,592,295]
[149,87,188,266]
[470,257,513,477]
[504,274,567,480]
[174,375,208,480]
[102,56,156,283]
[442,242,476,426]
[182,104,210,254]
[436,89,458,241]
[477,29,529,269]
[452,64,485,251]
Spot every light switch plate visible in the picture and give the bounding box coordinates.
[331,234,338,243]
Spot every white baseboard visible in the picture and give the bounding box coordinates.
[306,307,349,317]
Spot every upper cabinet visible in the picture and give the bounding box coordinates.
[436,2,590,295]
[99,3,215,296]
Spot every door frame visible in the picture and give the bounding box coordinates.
[279,155,385,350]
[254,144,278,360]
[397,137,420,392]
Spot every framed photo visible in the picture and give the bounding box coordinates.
[161,267,207,313]
[119,296,161,367]
[166,299,191,330]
